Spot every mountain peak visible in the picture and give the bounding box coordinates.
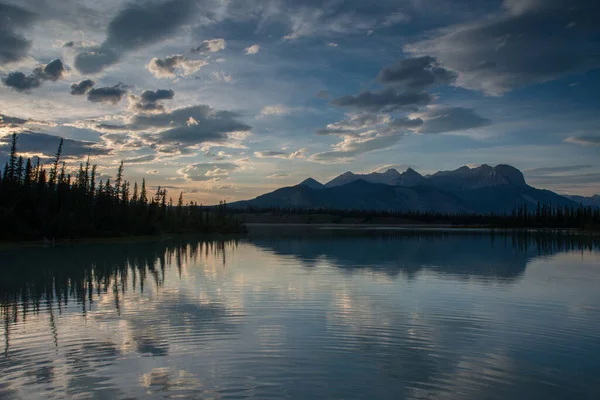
[299,178,324,189]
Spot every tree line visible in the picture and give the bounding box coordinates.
[0,133,244,240]
[229,202,600,231]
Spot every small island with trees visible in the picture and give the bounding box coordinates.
[0,133,245,241]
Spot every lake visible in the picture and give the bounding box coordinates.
[1,229,599,399]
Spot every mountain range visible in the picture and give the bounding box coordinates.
[230,164,598,214]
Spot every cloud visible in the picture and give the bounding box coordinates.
[191,38,226,53]
[129,89,175,113]
[73,47,120,74]
[33,59,66,81]
[146,169,159,174]
[254,150,305,159]
[2,72,40,92]
[147,55,208,78]
[527,172,600,186]
[331,89,432,112]
[327,42,338,47]
[122,154,157,164]
[70,79,95,95]
[525,165,594,175]
[177,162,240,181]
[311,111,423,163]
[211,71,233,83]
[277,1,412,40]
[267,173,291,179]
[405,0,600,95]
[316,113,391,136]
[202,147,231,160]
[244,44,260,55]
[258,105,290,117]
[3,59,66,93]
[0,132,109,159]
[0,114,28,127]
[74,0,197,73]
[310,133,404,164]
[414,107,491,134]
[377,56,457,90]
[140,89,175,103]
[87,83,128,104]
[316,90,330,99]
[0,3,36,64]
[565,135,600,146]
[387,117,424,129]
[107,104,252,152]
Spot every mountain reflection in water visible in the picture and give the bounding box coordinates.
[0,230,599,400]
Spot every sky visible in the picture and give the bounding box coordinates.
[1,0,599,203]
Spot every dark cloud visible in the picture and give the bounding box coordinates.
[141,89,174,103]
[32,59,66,81]
[70,79,95,95]
[74,47,120,74]
[63,41,75,47]
[388,117,424,129]
[331,89,432,112]
[406,0,600,94]
[103,104,253,151]
[0,114,27,126]
[377,56,457,90]
[87,83,128,104]
[2,72,40,92]
[416,107,491,134]
[0,3,36,64]
[74,0,196,73]
[127,104,249,133]
[122,154,157,164]
[129,89,175,113]
[0,132,109,159]
[565,135,600,146]
[2,59,66,92]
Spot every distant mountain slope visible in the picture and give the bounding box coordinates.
[298,178,325,189]
[325,168,427,188]
[427,164,526,191]
[231,180,473,213]
[230,164,580,214]
[565,194,600,208]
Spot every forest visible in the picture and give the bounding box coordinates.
[0,133,244,241]
[229,202,600,231]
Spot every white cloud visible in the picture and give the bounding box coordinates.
[254,149,305,159]
[244,44,260,55]
[211,71,234,83]
[192,38,226,53]
[267,173,291,179]
[146,169,159,174]
[177,162,240,182]
[147,55,208,78]
[258,104,290,117]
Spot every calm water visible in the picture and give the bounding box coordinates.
[1,229,599,399]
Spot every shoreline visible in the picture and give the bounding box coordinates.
[2,224,597,248]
